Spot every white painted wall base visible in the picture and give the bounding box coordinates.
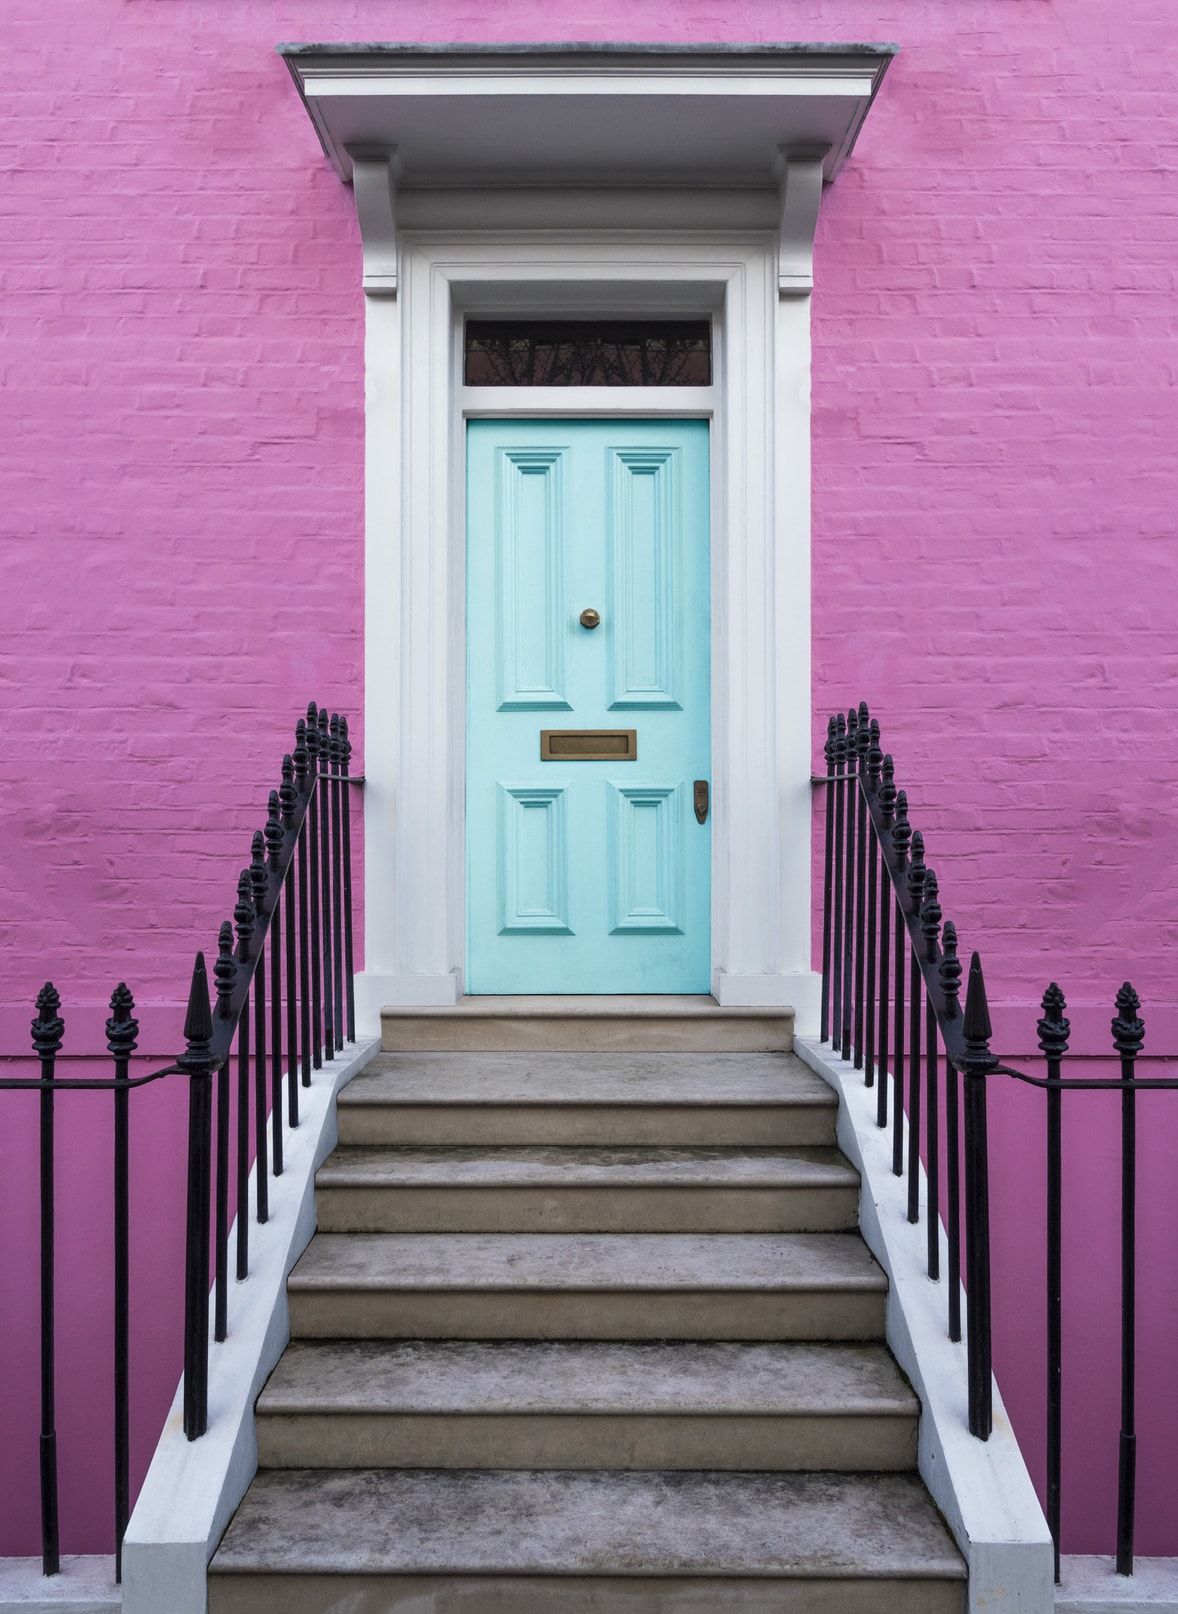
[713,967,820,1027]
[119,1037,380,1614]
[795,1034,1056,1614]
[1058,1559,1178,1613]
[0,1558,118,1614]
[353,969,461,1033]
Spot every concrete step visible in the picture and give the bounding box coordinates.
[314,1144,859,1232]
[286,1232,887,1341]
[337,1051,836,1146]
[255,1339,918,1471]
[208,1468,965,1614]
[381,996,794,1053]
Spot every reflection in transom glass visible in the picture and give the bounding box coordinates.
[464,320,712,387]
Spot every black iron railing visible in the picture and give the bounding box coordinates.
[2,702,359,1581]
[816,700,1162,1582]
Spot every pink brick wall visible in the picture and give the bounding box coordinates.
[1,0,1175,1560]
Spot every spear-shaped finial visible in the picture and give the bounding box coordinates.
[180,952,214,1060]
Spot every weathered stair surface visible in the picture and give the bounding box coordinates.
[210,1011,965,1614]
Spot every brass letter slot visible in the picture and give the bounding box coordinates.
[541,729,638,762]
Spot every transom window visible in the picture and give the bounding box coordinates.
[463,320,712,387]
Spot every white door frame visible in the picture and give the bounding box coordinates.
[354,229,819,1030]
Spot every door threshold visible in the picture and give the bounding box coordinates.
[380,998,796,1053]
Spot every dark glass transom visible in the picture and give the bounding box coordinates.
[464,320,712,387]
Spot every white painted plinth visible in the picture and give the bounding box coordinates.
[120,1038,380,1614]
[0,1558,118,1614]
[796,1035,1055,1614]
[1058,1558,1178,1612]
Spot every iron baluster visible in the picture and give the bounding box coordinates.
[180,954,215,1440]
[305,709,323,1069]
[819,716,837,1042]
[105,983,137,1582]
[212,922,235,1341]
[233,872,253,1280]
[340,717,357,1043]
[905,833,926,1225]
[1038,982,1070,1584]
[330,714,345,1052]
[876,755,896,1130]
[940,924,963,1343]
[250,832,269,1224]
[294,723,313,1086]
[318,706,336,1060]
[1113,983,1144,1576]
[960,951,996,1440]
[921,871,942,1279]
[265,794,285,1178]
[280,755,300,1128]
[32,983,64,1577]
[841,707,858,1062]
[852,702,869,1067]
[891,791,911,1177]
[830,714,846,1050]
[863,721,882,1087]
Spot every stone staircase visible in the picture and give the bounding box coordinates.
[208,998,965,1613]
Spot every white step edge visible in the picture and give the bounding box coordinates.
[119,1037,381,1614]
[794,1035,1055,1614]
[1057,1556,1178,1612]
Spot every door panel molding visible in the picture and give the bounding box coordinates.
[496,448,571,712]
[607,447,682,712]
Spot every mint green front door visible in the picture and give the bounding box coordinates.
[466,419,711,994]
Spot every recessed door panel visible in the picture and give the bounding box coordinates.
[608,450,682,711]
[496,450,571,711]
[467,419,710,994]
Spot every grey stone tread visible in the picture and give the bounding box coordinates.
[288,1232,885,1294]
[257,1339,916,1418]
[317,1144,857,1190]
[211,1468,963,1579]
[340,1051,834,1108]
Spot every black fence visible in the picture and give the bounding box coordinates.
[816,700,1164,1582]
[2,702,359,1580]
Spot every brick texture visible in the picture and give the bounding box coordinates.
[2,0,1175,1561]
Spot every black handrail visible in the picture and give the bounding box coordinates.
[4,702,360,1580]
[816,701,1157,1583]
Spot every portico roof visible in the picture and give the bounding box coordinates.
[278,42,897,190]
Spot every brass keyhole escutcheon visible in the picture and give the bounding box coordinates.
[579,608,601,630]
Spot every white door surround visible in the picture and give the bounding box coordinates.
[278,45,898,1034]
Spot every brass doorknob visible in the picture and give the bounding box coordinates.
[579,608,601,629]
